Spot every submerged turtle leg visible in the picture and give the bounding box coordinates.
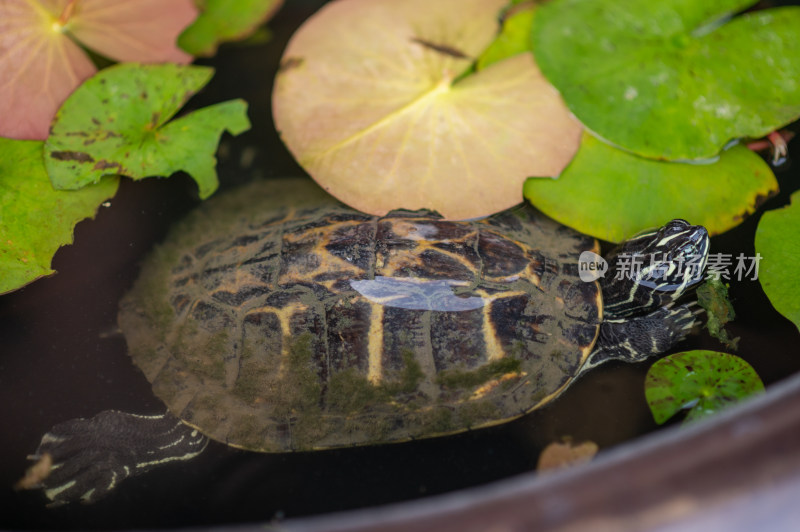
[16,410,207,506]
[582,304,701,372]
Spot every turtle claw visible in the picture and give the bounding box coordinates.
[586,303,700,370]
[18,410,208,505]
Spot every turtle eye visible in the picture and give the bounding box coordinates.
[663,219,690,231]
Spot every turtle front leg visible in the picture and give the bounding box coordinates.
[583,304,701,371]
[16,410,207,506]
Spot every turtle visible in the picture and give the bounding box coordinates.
[20,178,709,505]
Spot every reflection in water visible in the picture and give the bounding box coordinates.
[349,276,491,312]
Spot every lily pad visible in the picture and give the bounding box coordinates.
[44,63,251,199]
[0,0,197,140]
[645,350,764,425]
[0,138,119,294]
[475,4,536,71]
[273,0,581,219]
[755,190,800,333]
[523,132,777,243]
[532,0,800,160]
[179,0,283,56]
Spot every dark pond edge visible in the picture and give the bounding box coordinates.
[267,369,800,532]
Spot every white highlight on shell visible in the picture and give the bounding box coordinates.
[350,276,492,312]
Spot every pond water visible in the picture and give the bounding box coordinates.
[2,1,800,529]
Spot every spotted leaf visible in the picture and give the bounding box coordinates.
[645,350,764,425]
[44,63,250,199]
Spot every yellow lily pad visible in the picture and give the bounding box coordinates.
[273,0,581,219]
[524,133,777,242]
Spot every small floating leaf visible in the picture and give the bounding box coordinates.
[537,438,598,473]
[645,350,764,425]
[755,190,800,333]
[44,63,251,199]
[178,0,283,56]
[0,0,197,140]
[697,278,740,350]
[532,0,800,160]
[273,0,581,219]
[523,132,777,242]
[0,138,119,294]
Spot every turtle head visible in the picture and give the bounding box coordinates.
[601,219,709,319]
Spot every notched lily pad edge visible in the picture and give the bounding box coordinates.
[41,63,250,198]
[0,171,121,296]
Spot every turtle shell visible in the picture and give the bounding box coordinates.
[119,178,601,452]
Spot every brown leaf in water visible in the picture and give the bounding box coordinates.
[537,438,598,472]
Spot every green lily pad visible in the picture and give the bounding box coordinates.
[44,63,251,199]
[755,190,800,333]
[179,0,283,56]
[475,4,536,70]
[0,138,119,294]
[523,132,777,243]
[532,0,800,160]
[645,350,764,425]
